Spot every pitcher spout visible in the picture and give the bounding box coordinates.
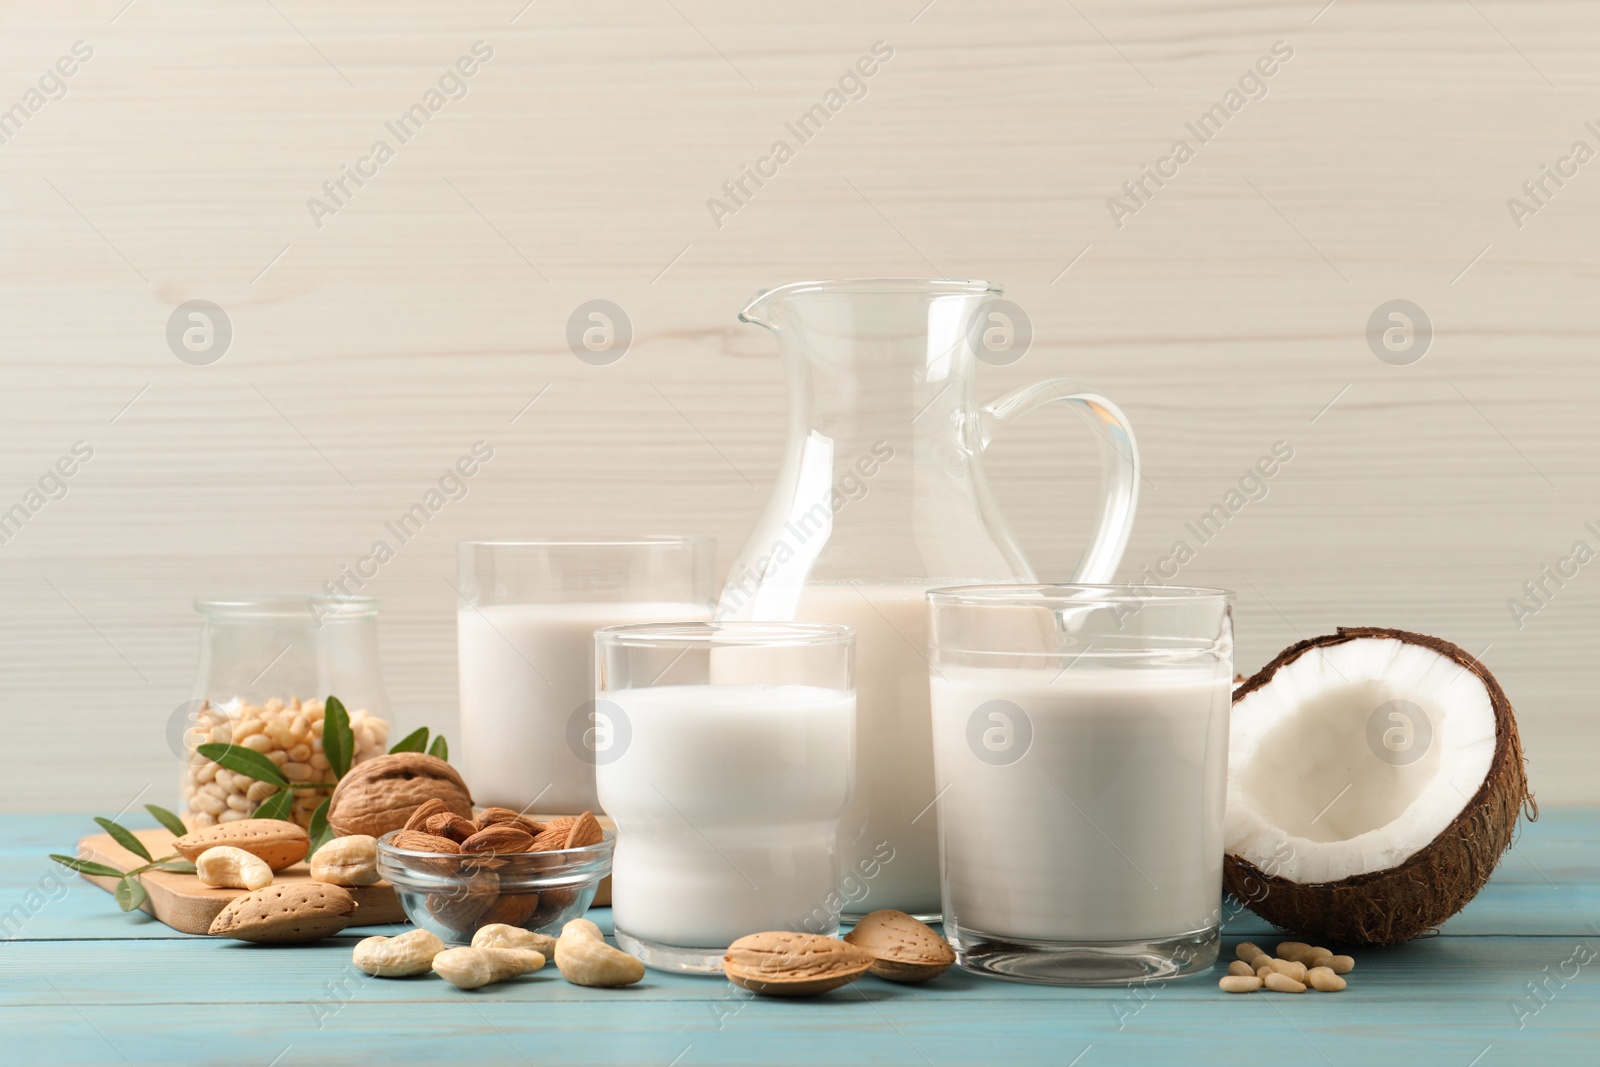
[738,287,783,330]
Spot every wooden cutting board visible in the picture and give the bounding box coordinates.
[74,827,406,935]
[75,820,614,934]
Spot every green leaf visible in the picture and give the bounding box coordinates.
[144,804,189,838]
[94,817,153,863]
[196,742,289,787]
[307,799,333,857]
[428,734,449,761]
[253,788,294,822]
[389,726,429,754]
[323,695,354,780]
[49,854,125,879]
[115,876,148,912]
[158,859,197,874]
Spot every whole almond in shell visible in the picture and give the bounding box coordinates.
[328,753,473,839]
[173,819,310,872]
[842,910,956,982]
[461,825,535,854]
[723,931,875,996]
[208,882,356,943]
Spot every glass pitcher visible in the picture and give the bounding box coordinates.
[718,279,1140,917]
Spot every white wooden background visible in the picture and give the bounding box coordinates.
[2,0,1596,810]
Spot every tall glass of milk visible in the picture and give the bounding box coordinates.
[456,539,714,814]
[928,584,1233,985]
[595,621,856,974]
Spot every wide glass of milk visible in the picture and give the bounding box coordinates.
[928,584,1233,985]
[595,621,856,973]
[456,539,714,814]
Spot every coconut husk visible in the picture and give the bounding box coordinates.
[1224,626,1536,945]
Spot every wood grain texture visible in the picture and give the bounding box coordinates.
[73,827,406,934]
[1,1,1598,806]
[3,812,1594,1065]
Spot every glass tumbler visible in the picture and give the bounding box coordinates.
[595,621,856,974]
[456,538,715,815]
[927,584,1233,985]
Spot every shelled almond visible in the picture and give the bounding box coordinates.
[387,807,607,943]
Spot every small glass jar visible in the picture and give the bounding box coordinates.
[179,597,392,830]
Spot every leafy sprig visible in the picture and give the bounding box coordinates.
[192,694,448,855]
[390,725,448,761]
[49,805,198,912]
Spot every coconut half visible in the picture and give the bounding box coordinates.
[1224,627,1535,944]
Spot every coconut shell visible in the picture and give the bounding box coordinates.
[1224,626,1536,945]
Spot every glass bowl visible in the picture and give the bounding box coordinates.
[376,830,613,945]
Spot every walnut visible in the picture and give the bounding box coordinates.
[327,752,473,839]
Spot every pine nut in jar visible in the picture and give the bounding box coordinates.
[180,597,394,831]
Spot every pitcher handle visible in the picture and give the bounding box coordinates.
[979,381,1140,583]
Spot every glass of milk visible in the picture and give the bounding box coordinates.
[456,539,715,815]
[595,621,856,974]
[927,584,1233,985]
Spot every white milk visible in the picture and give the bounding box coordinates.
[597,684,854,949]
[458,601,704,813]
[792,583,941,916]
[930,665,1230,942]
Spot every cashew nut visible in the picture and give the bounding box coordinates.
[554,918,645,988]
[472,923,557,956]
[352,929,447,977]
[310,835,380,887]
[431,946,545,990]
[195,846,273,891]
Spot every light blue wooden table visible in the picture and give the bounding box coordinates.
[2,811,1593,1066]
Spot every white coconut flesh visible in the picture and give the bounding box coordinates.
[1226,636,1498,885]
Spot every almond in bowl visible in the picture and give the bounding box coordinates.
[375,809,612,944]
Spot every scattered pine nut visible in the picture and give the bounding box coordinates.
[1307,967,1346,992]
[1267,958,1308,983]
[1224,947,1356,995]
[1264,972,1306,993]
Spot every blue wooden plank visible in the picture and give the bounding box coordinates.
[2,810,1594,1065]
[0,929,1589,1006]
[0,934,1594,1067]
